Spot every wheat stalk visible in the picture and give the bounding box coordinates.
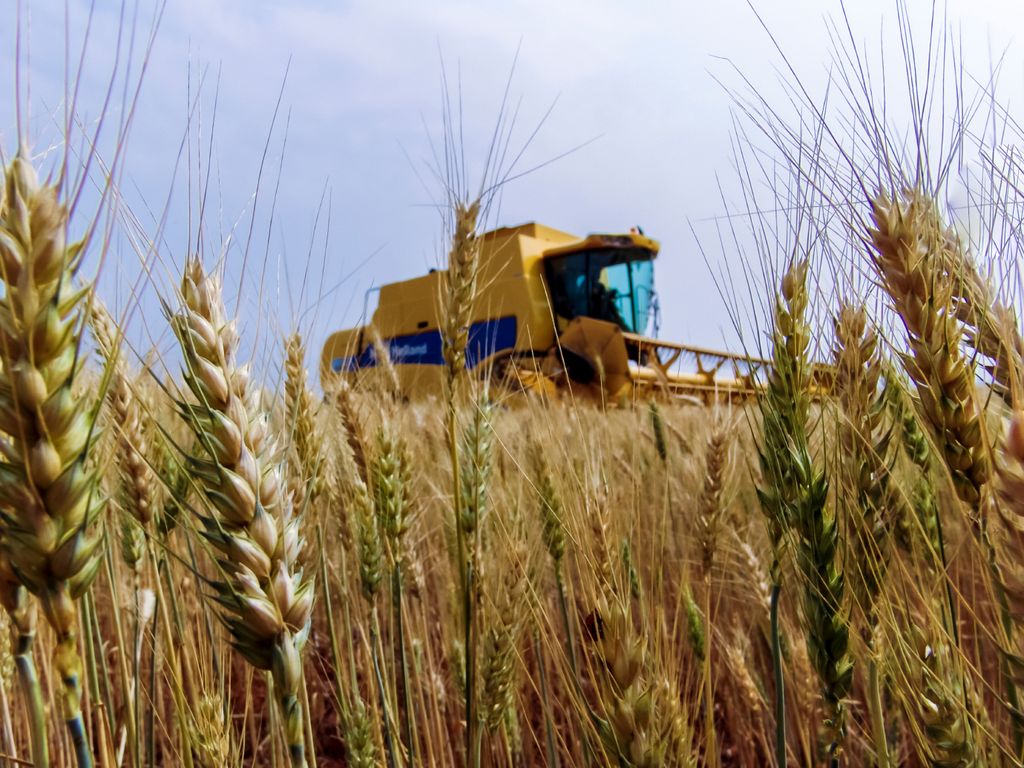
[759,260,853,763]
[170,258,313,767]
[0,550,46,767]
[457,394,492,767]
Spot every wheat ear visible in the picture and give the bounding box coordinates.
[698,417,731,581]
[532,445,581,673]
[888,381,942,558]
[997,411,1024,560]
[458,394,493,767]
[587,594,691,766]
[942,244,1024,405]
[342,695,380,768]
[480,521,527,735]
[910,628,975,767]
[345,461,399,767]
[868,190,1022,738]
[91,300,151,599]
[696,414,731,768]
[90,300,154,533]
[284,333,324,515]
[90,297,153,766]
[0,152,106,767]
[332,379,369,486]
[649,401,668,463]
[371,425,418,763]
[833,302,898,767]
[833,303,896,615]
[867,191,991,508]
[996,412,1024,706]
[191,692,231,768]
[441,201,482,410]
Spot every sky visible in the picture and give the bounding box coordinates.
[2,0,1023,381]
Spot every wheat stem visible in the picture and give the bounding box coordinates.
[100,532,138,768]
[867,654,890,768]
[769,584,786,768]
[370,607,400,768]
[534,631,560,768]
[14,627,47,768]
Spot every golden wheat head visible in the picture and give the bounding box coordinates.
[171,257,314,766]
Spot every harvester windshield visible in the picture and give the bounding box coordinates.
[545,247,655,333]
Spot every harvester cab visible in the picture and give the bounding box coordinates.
[543,237,656,333]
[320,223,766,403]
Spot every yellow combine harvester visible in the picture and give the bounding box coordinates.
[320,223,767,403]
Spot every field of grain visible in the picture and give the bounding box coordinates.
[1,5,1023,768]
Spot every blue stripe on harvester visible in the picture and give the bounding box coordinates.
[332,316,517,373]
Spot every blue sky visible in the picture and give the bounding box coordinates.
[2,0,1023,380]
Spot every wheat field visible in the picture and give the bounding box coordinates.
[1,4,1024,768]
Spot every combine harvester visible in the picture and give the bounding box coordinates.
[320,223,767,403]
